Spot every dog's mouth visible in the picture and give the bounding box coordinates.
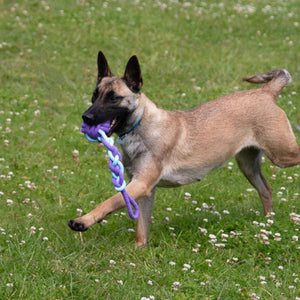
[82,106,130,137]
[108,117,123,136]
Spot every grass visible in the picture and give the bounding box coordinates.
[0,0,299,299]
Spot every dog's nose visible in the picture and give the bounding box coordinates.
[82,112,95,125]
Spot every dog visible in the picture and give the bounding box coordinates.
[69,51,300,246]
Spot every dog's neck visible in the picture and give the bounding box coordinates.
[116,93,148,143]
[118,106,145,141]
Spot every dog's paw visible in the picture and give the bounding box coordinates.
[68,219,89,232]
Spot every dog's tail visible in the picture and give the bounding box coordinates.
[242,69,291,96]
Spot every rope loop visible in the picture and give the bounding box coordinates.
[81,122,139,220]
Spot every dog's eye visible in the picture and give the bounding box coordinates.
[105,91,122,103]
[110,96,123,102]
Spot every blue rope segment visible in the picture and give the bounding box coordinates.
[81,122,139,220]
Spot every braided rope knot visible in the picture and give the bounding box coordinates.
[81,122,139,220]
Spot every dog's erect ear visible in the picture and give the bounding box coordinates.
[97,51,112,82]
[123,55,143,92]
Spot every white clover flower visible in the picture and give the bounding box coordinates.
[6,199,13,206]
[262,5,272,13]
[169,261,176,266]
[288,285,295,290]
[221,233,228,241]
[206,259,212,267]
[259,276,266,281]
[172,281,181,290]
[247,6,255,14]
[202,202,209,209]
[274,233,281,241]
[72,150,79,157]
[265,257,272,264]
[266,211,275,217]
[184,192,191,199]
[199,227,207,235]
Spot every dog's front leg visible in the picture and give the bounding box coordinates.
[135,189,155,247]
[68,165,161,237]
[68,191,127,231]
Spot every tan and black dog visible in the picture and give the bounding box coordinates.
[69,51,300,246]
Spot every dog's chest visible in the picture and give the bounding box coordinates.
[120,133,147,160]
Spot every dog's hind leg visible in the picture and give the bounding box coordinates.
[135,189,155,247]
[235,147,273,215]
[257,110,300,168]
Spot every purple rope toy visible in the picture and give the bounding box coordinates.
[81,121,139,220]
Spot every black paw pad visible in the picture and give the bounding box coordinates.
[68,219,88,232]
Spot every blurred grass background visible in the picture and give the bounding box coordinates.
[0,0,299,299]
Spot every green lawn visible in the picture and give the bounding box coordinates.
[0,0,299,299]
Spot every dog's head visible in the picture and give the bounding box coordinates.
[82,51,143,137]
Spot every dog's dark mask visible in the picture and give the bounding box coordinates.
[82,51,143,137]
[82,88,130,136]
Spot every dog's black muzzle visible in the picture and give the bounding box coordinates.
[82,105,131,135]
[82,104,110,126]
[82,111,96,125]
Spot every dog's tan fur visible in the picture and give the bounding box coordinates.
[69,53,300,246]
